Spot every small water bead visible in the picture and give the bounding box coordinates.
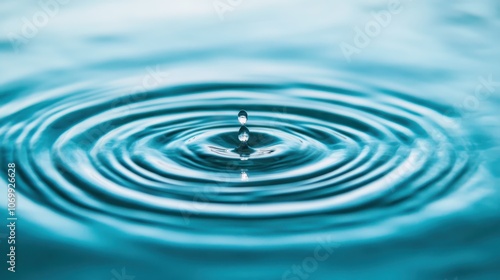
[238,110,248,125]
[238,126,250,143]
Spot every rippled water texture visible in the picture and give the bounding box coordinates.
[1,1,500,279]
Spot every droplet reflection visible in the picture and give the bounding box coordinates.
[238,126,250,143]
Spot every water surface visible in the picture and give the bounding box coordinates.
[0,0,500,279]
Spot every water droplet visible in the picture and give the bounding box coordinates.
[238,126,250,143]
[238,110,248,125]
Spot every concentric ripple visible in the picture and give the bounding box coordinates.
[1,82,474,236]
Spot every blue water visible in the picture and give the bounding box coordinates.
[1,1,500,279]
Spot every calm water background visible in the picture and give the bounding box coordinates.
[1,0,500,279]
